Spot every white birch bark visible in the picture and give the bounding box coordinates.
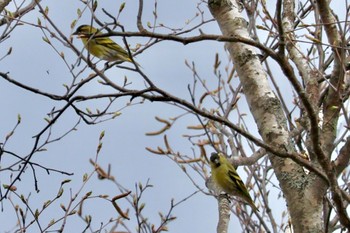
[208,0,324,232]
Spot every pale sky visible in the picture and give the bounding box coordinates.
[0,0,291,232]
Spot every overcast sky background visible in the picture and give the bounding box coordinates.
[0,0,238,232]
[0,0,320,232]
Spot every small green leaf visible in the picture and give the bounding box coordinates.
[119,2,126,12]
[97,142,103,153]
[85,215,91,223]
[99,130,105,140]
[48,219,55,227]
[139,203,145,212]
[21,195,27,203]
[83,173,88,182]
[63,84,69,91]
[112,112,122,118]
[34,209,39,219]
[44,6,49,15]
[42,37,51,44]
[92,1,98,12]
[57,188,64,198]
[69,210,77,215]
[71,19,77,29]
[43,200,51,208]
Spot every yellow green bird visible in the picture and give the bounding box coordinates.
[73,25,134,63]
[210,152,258,211]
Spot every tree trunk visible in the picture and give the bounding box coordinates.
[208,0,326,232]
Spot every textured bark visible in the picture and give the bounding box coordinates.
[208,0,325,232]
[217,195,230,233]
[315,0,350,228]
[316,0,343,155]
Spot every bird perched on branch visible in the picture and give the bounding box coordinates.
[73,25,136,64]
[210,152,258,211]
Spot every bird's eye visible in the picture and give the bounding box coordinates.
[214,158,220,166]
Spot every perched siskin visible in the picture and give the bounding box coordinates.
[210,152,258,211]
[73,25,134,63]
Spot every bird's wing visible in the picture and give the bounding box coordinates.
[227,169,250,196]
[95,38,129,56]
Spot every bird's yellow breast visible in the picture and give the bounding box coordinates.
[81,38,106,59]
[211,163,235,194]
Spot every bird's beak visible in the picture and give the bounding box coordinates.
[72,32,85,39]
[72,30,84,37]
[74,33,89,39]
